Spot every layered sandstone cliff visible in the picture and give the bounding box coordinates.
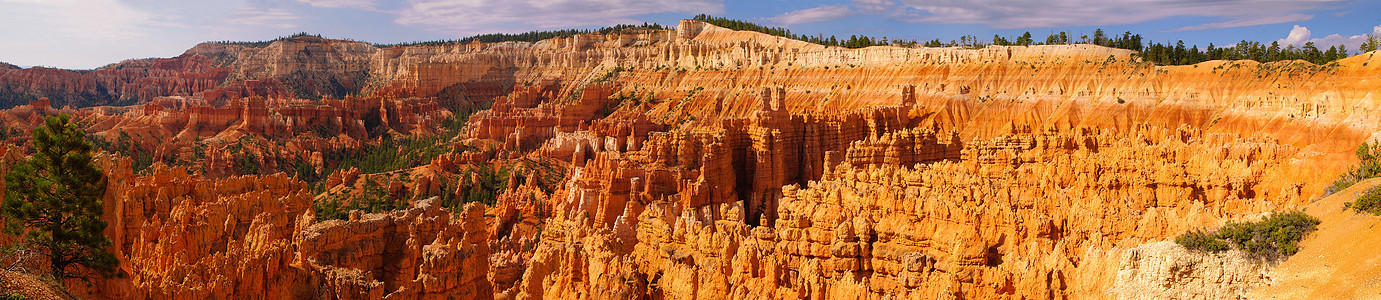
[11,156,496,299]
[2,20,1380,299]
[0,35,380,109]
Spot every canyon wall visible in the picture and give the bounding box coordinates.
[2,20,1380,298]
[432,21,1380,299]
[24,157,497,299]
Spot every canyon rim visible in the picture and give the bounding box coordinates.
[1,9,1381,300]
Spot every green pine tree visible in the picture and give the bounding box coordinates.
[2,114,118,285]
[1361,34,1380,53]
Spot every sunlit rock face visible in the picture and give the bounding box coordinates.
[3,20,1380,299]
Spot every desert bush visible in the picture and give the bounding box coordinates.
[1345,185,1381,214]
[1324,141,1381,196]
[1175,229,1229,253]
[1174,210,1320,261]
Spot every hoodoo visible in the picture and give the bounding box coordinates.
[1,16,1380,299]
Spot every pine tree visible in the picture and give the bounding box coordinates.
[1017,31,1033,46]
[993,34,1011,46]
[2,114,118,285]
[1303,42,1322,64]
[1267,41,1281,62]
[1361,34,1380,53]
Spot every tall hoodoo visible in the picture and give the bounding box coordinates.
[0,20,1377,299]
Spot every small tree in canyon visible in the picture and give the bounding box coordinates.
[2,114,118,286]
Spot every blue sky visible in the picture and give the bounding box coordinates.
[2,0,1378,69]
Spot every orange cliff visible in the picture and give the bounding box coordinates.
[35,91,453,178]
[437,21,1381,299]
[4,155,493,299]
[514,88,1318,298]
[1,20,1381,299]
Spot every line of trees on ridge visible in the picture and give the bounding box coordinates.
[215,16,1381,67]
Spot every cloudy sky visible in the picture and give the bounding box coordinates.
[2,0,1378,69]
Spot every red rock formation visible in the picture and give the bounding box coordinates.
[6,20,1381,300]
[519,118,1308,299]
[0,155,497,299]
[0,36,378,110]
[0,55,230,108]
[295,198,493,299]
[50,90,451,178]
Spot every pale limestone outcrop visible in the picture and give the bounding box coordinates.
[1108,241,1267,299]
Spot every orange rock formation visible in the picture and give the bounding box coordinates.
[3,20,1380,299]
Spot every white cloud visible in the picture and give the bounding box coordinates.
[1275,24,1381,54]
[395,0,723,33]
[852,0,1342,30]
[1166,14,1313,32]
[0,0,162,41]
[296,0,376,9]
[767,5,853,25]
[852,0,897,13]
[0,0,204,68]
[226,7,302,29]
[1279,25,1312,45]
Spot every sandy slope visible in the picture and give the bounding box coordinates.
[1248,177,1381,299]
[0,271,69,300]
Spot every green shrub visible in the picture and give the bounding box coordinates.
[1325,176,1360,197]
[88,131,156,172]
[312,196,348,221]
[461,164,508,206]
[1324,141,1381,196]
[321,113,473,179]
[1346,185,1381,214]
[1174,210,1320,261]
[1175,229,1229,253]
[311,179,404,222]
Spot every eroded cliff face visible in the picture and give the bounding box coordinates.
[80,94,450,178]
[438,21,1379,299]
[515,101,1322,298]
[0,54,230,108]
[16,156,495,299]
[3,20,1380,299]
[0,35,384,109]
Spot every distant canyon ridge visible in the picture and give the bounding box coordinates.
[0,20,1379,299]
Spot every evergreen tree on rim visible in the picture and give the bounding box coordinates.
[2,114,119,285]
